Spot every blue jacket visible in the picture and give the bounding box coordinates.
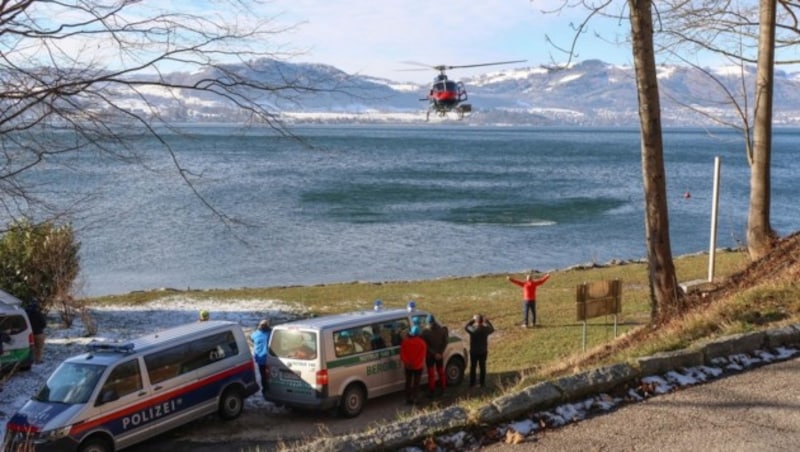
[250,328,271,365]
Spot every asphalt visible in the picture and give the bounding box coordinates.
[484,355,800,451]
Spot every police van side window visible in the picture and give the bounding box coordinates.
[381,318,409,347]
[145,331,239,384]
[333,329,356,357]
[334,323,394,357]
[98,359,142,404]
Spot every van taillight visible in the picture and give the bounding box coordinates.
[316,369,328,386]
[28,332,34,347]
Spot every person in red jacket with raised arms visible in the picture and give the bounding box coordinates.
[400,325,427,405]
[508,273,550,328]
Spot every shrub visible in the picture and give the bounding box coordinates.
[0,219,80,323]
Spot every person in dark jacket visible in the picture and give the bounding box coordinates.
[422,314,448,396]
[400,325,427,405]
[464,314,494,388]
[26,299,47,364]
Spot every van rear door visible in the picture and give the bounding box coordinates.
[268,328,320,406]
[0,312,33,370]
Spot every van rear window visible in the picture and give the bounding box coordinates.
[0,314,28,335]
[270,330,317,360]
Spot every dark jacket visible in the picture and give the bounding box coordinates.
[464,319,494,355]
[26,305,47,335]
[422,322,449,358]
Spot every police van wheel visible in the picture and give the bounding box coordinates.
[78,436,113,452]
[218,387,244,420]
[338,384,365,418]
[445,356,465,386]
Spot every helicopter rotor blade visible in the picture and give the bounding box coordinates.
[399,61,436,69]
[399,60,527,72]
[445,60,527,70]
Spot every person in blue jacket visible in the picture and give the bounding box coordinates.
[251,319,272,397]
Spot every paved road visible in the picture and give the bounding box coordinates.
[486,356,800,451]
[125,356,800,451]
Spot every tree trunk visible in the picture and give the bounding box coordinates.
[629,0,681,323]
[748,0,777,260]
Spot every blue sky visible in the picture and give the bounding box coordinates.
[265,0,635,83]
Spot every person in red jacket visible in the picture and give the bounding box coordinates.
[400,325,427,405]
[508,273,550,327]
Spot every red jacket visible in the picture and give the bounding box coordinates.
[400,336,427,370]
[509,274,550,301]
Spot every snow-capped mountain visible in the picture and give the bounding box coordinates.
[126,58,800,126]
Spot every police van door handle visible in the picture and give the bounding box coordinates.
[137,391,147,397]
[153,385,163,391]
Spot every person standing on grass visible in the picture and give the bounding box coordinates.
[464,314,494,388]
[400,325,427,405]
[422,314,448,397]
[507,273,550,327]
[251,319,272,398]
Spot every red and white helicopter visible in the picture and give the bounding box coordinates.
[402,60,526,120]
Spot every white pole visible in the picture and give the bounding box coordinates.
[708,157,721,282]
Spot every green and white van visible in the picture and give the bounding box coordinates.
[0,289,34,372]
[264,303,469,417]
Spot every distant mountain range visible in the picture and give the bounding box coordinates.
[125,58,800,127]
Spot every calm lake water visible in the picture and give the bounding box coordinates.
[26,125,800,296]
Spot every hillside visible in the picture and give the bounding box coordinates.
[557,231,800,376]
[116,58,800,127]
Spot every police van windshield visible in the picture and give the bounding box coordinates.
[35,362,106,404]
[270,329,317,360]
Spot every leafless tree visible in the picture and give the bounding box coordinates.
[628,0,681,322]
[0,0,322,227]
[654,0,800,260]
[747,0,779,259]
[537,0,680,322]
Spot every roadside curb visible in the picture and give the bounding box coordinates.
[291,323,800,451]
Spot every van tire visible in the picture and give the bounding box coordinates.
[78,435,113,452]
[218,387,244,420]
[338,383,366,418]
[445,356,465,386]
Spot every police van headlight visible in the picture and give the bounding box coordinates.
[36,425,72,442]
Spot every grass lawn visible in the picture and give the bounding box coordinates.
[90,250,753,388]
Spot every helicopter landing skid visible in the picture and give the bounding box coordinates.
[456,103,472,120]
[426,104,472,122]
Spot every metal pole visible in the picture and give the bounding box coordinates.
[708,157,721,282]
[582,321,587,352]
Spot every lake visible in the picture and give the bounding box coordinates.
[25,125,800,296]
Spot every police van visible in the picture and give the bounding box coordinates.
[0,289,34,372]
[264,302,469,417]
[4,320,259,452]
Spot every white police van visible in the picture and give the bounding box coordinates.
[4,320,259,452]
[264,301,469,417]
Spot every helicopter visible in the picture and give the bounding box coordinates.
[402,60,526,121]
